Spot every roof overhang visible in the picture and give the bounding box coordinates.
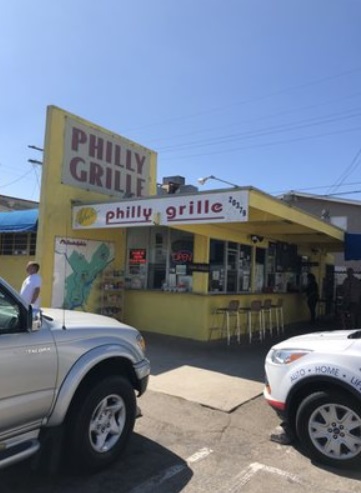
[72,187,345,253]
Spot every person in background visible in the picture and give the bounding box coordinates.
[305,273,319,323]
[20,261,42,308]
[342,267,361,328]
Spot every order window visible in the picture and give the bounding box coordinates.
[126,227,194,291]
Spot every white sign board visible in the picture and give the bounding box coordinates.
[62,117,151,198]
[73,190,249,229]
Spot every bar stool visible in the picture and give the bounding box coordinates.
[272,298,284,335]
[243,300,263,343]
[210,300,240,344]
[262,298,273,337]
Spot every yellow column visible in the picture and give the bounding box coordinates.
[192,234,209,294]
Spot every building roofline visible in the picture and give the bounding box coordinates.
[279,191,361,207]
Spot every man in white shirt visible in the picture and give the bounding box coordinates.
[20,261,42,308]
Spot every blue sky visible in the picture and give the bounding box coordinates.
[2,0,361,202]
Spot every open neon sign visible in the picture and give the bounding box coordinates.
[172,250,193,263]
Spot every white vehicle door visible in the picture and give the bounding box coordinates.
[0,288,57,434]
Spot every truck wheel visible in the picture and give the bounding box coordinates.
[67,376,136,471]
[295,390,361,468]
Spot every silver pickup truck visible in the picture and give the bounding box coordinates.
[0,276,150,471]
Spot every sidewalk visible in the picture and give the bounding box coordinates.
[145,317,340,412]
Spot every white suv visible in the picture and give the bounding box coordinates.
[264,328,361,468]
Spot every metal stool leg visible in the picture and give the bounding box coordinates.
[236,311,241,343]
[273,300,284,336]
[248,311,252,343]
[258,310,262,340]
[269,309,273,336]
[279,306,284,333]
[275,308,280,335]
[226,312,231,345]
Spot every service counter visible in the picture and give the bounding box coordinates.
[123,289,309,341]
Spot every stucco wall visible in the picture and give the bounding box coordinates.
[0,255,34,292]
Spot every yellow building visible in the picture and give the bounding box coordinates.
[15,106,345,341]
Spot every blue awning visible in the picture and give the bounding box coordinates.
[0,209,38,233]
[345,232,361,261]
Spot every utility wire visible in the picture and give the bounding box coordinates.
[146,89,361,145]
[272,181,361,195]
[160,124,361,161]
[30,163,42,197]
[0,169,34,189]
[325,144,361,196]
[123,66,361,133]
[326,189,361,197]
[157,108,361,153]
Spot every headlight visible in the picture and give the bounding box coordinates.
[270,348,312,365]
[136,334,146,353]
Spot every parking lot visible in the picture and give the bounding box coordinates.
[2,323,361,492]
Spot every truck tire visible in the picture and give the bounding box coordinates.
[295,390,361,468]
[67,376,136,471]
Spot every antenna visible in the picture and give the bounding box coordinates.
[62,213,70,330]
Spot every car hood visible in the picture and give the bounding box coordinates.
[272,329,359,352]
[41,307,135,332]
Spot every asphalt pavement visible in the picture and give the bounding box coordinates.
[145,317,340,412]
